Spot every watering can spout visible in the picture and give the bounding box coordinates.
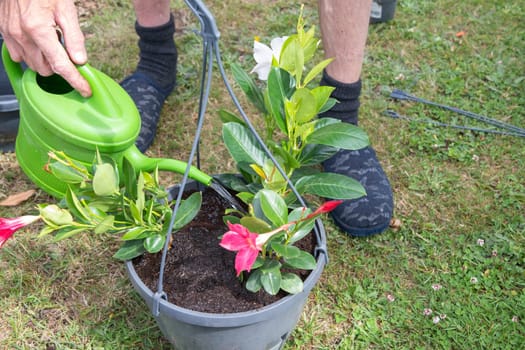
[123,146,213,187]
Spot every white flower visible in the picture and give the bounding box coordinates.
[470,277,478,284]
[386,294,395,302]
[433,316,441,324]
[431,283,442,291]
[423,308,433,316]
[477,238,485,246]
[250,36,288,80]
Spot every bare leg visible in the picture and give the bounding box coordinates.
[132,0,171,27]
[318,0,372,84]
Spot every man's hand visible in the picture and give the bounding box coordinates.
[0,0,92,96]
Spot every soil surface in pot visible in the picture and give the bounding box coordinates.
[132,187,314,313]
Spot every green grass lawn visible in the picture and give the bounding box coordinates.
[1,0,524,349]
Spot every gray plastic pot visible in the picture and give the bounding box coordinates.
[125,181,328,350]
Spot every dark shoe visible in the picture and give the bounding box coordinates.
[120,72,173,153]
[323,146,393,236]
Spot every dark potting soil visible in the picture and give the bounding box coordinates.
[132,186,315,314]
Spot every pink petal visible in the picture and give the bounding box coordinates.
[234,247,259,276]
[0,215,40,248]
[219,231,250,251]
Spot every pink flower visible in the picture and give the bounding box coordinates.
[0,216,40,248]
[218,223,267,276]
[307,200,343,219]
[220,222,289,276]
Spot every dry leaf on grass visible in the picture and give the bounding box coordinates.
[0,189,36,206]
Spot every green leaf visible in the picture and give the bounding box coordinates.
[65,188,90,222]
[272,243,301,259]
[135,172,145,215]
[280,273,304,294]
[121,227,149,241]
[307,123,370,150]
[288,207,315,244]
[267,67,294,133]
[291,88,318,123]
[48,161,87,184]
[222,122,268,166]
[213,173,251,193]
[261,269,282,295]
[92,163,119,196]
[256,189,288,227]
[280,36,304,83]
[231,63,266,113]
[121,156,137,199]
[284,250,317,270]
[303,58,333,86]
[39,204,73,226]
[53,226,88,241]
[295,173,366,200]
[298,144,338,166]
[218,109,246,126]
[318,97,337,114]
[240,216,272,234]
[143,234,165,253]
[246,269,263,293]
[311,85,335,114]
[173,192,202,229]
[113,240,146,261]
[94,215,114,234]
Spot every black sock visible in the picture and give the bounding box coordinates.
[135,14,177,92]
[319,71,361,125]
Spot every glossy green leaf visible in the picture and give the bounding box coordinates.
[173,192,202,229]
[307,123,370,150]
[290,88,317,124]
[121,156,137,199]
[280,273,304,294]
[267,67,294,133]
[94,215,115,234]
[53,226,88,241]
[121,227,149,240]
[240,216,272,234]
[256,189,288,227]
[272,243,301,259]
[246,269,263,292]
[280,36,304,83]
[65,188,90,222]
[113,240,146,261]
[261,269,282,295]
[222,122,268,166]
[231,63,266,113]
[284,250,317,270]
[303,58,333,86]
[298,144,338,166]
[295,172,366,200]
[144,234,165,253]
[39,204,73,226]
[92,163,119,196]
[218,109,245,125]
[48,161,86,184]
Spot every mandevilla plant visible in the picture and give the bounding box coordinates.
[214,10,370,295]
[217,8,369,202]
[0,151,201,261]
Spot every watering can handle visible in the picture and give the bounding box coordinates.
[1,42,120,117]
[1,43,23,98]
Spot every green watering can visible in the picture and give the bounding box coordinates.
[1,44,212,198]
